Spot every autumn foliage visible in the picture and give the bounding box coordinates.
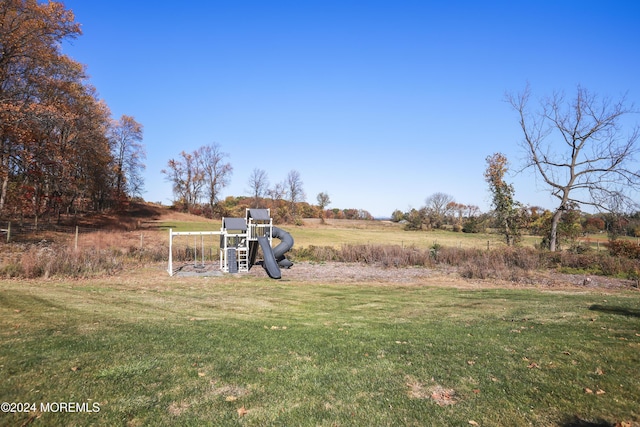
[0,0,144,220]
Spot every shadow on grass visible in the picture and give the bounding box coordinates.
[560,415,613,427]
[589,304,640,318]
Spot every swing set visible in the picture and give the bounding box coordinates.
[167,208,293,278]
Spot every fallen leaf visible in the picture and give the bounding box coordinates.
[198,372,205,377]
[595,367,604,375]
[467,360,476,365]
[527,362,539,369]
[596,389,605,395]
[584,388,593,394]
[562,351,571,355]
[469,421,479,426]
[71,366,79,372]
[237,406,248,417]
[473,389,480,394]
[225,396,237,402]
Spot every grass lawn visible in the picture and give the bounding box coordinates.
[1,268,639,426]
[157,217,536,250]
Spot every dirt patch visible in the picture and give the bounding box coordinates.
[243,261,638,291]
[406,376,458,406]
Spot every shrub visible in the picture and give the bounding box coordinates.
[606,239,640,259]
[462,217,481,233]
[0,241,128,278]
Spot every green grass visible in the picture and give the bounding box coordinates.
[1,271,639,426]
[159,217,535,250]
[157,220,221,233]
[293,222,517,250]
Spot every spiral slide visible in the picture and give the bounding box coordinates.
[257,227,294,279]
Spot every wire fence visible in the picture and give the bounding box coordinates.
[0,221,101,244]
[0,222,163,259]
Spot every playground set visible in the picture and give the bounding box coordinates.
[167,208,293,279]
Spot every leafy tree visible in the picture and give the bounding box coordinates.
[391,209,404,222]
[404,208,426,231]
[583,216,605,234]
[0,0,80,215]
[507,84,640,251]
[535,204,583,250]
[484,153,523,246]
[462,216,481,233]
[0,1,142,217]
[316,192,331,223]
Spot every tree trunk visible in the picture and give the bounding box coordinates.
[549,209,563,251]
[0,148,8,213]
[503,218,512,246]
[0,174,7,214]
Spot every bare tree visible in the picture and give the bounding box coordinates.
[247,168,269,208]
[508,84,640,251]
[196,143,232,214]
[424,192,454,229]
[161,150,204,212]
[286,170,306,218]
[108,115,145,199]
[268,181,286,202]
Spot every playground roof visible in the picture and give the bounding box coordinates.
[248,209,270,221]
[223,217,247,231]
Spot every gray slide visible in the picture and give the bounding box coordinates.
[256,227,294,279]
[272,226,294,268]
[257,236,281,279]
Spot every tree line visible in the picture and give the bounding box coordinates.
[0,0,146,222]
[392,191,639,248]
[160,143,373,223]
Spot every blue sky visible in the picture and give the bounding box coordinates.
[61,1,640,218]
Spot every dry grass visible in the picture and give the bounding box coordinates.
[2,203,639,284]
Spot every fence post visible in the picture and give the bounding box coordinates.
[168,229,173,276]
[75,226,79,251]
[6,222,10,243]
